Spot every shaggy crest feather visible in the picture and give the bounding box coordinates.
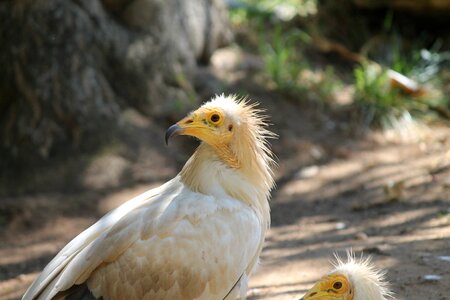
[204,94,277,170]
[331,250,393,300]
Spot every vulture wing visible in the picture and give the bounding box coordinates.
[23,176,262,300]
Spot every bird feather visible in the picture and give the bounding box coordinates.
[23,95,275,300]
[24,176,262,300]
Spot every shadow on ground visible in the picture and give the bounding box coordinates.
[0,65,449,300]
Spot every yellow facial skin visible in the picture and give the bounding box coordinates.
[166,107,234,147]
[165,107,233,147]
[301,274,354,300]
[166,107,242,169]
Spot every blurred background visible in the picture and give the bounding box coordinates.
[0,0,449,299]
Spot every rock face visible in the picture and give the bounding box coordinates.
[0,0,232,159]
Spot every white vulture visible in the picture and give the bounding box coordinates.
[300,252,392,300]
[23,95,275,300]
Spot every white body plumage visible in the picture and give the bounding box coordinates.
[23,95,275,300]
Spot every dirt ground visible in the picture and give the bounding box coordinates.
[1,49,450,300]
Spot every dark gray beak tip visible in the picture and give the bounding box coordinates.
[165,124,182,145]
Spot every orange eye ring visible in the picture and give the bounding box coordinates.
[207,111,223,125]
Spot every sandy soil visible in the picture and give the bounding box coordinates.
[1,52,449,300]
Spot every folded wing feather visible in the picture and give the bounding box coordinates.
[23,176,262,300]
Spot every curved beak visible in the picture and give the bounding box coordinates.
[300,282,347,300]
[300,281,328,300]
[165,112,216,146]
[165,124,183,145]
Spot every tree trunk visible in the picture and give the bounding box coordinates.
[0,0,232,159]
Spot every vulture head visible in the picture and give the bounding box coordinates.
[300,252,392,300]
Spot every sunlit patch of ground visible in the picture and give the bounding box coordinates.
[0,89,449,300]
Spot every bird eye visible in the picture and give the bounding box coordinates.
[333,281,343,290]
[210,114,220,123]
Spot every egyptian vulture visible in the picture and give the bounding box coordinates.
[300,252,392,300]
[23,95,275,300]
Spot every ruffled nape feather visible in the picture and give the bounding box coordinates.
[331,251,393,300]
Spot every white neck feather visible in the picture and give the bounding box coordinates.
[179,142,273,229]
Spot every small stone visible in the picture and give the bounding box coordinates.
[335,222,346,230]
[18,274,27,281]
[310,146,324,160]
[444,176,450,188]
[383,180,405,202]
[296,165,319,179]
[437,256,450,262]
[355,232,368,240]
[423,274,442,282]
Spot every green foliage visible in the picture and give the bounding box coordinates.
[229,0,344,104]
[260,26,344,104]
[230,0,450,129]
[353,63,403,127]
[353,10,450,129]
[316,66,344,103]
[353,45,450,129]
[260,26,307,91]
